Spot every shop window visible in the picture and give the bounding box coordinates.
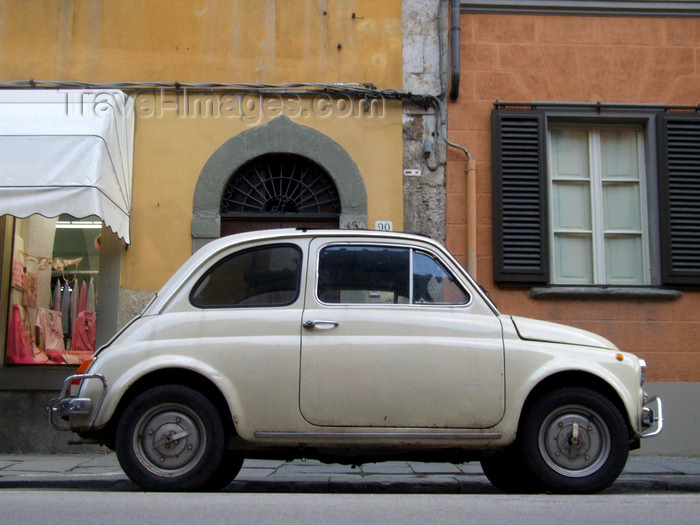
[5,214,101,365]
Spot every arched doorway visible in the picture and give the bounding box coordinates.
[220,153,340,236]
[192,116,367,252]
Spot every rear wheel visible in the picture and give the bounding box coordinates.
[115,385,228,491]
[519,387,629,494]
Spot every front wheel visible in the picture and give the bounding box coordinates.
[480,445,542,493]
[204,450,244,490]
[519,387,629,494]
[115,385,228,491]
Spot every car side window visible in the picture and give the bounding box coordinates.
[190,244,302,308]
[413,251,469,305]
[317,245,469,305]
[318,246,410,304]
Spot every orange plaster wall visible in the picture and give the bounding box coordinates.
[447,14,700,382]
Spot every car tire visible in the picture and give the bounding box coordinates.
[480,445,542,493]
[204,450,245,491]
[519,387,629,494]
[115,385,227,491]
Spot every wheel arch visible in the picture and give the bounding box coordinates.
[105,368,237,446]
[518,371,634,439]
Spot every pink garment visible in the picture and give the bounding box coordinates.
[71,311,96,353]
[78,280,88,314]
[11,260,24,289]
[22,270,38,309]
[35,308,65,351]
[6,304,34,364]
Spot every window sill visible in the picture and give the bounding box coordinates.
[529,286,682,301]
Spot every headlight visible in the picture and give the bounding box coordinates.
[639,358,647,386]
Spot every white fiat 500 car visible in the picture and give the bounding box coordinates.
[50,229,662,493]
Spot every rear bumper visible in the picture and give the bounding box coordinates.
[48,373,108,431]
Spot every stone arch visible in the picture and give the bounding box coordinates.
[192,115,367,252]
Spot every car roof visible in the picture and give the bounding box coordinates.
[204,227,436,245]
[143,228,492,315]
[188,228,446,262]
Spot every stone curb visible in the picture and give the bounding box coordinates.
[1,454,699,493]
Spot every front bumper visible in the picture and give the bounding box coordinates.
[48,373,108,431]
[641,394,663,438]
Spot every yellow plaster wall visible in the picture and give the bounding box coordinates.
[0,0,402,88]
[1,0,405,291]
[124,93,404,290]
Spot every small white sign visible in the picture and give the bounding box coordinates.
[403,169,421,177]
[375,221,393,231]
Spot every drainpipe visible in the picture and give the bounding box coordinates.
[430,93,476,278]
[449,0,475,276]
[443,1,475,277]
[466,158,477,278]
[449,0,460,101]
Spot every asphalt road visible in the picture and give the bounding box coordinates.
[3,491,700,525]
[2,455,700,524]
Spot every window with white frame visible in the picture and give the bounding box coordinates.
[548,125,650,285]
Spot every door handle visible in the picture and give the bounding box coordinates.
[303,320,339,329]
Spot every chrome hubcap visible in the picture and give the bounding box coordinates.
[539,404,610,477]
[134,404,206,476]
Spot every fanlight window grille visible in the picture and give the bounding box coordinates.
[221,154,341,218]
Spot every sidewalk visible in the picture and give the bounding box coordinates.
[1,454,700,493]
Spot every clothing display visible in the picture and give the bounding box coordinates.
[60,282,72,335]
[35,307,65,352]
[70,282,79,335]
[86,278,96,314]
[21,270,38,309]
[11,259,24,290]
[5,253,98,365]
[71,311,97,353]
[6,304,34,364]
[78,280,88,314]
[18,252,82,274]
[52,280,62,311]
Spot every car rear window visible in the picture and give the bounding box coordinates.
[190,244,302,308]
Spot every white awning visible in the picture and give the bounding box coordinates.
[0,90,134,243]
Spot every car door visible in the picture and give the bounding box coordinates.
[299,237,505,429]
[174,241,308,433]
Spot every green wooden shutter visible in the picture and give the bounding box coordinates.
[658,113,700,285]
[492,110,549,284]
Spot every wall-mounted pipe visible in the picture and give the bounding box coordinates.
[449,0,460,101]
[466,158,477,277]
